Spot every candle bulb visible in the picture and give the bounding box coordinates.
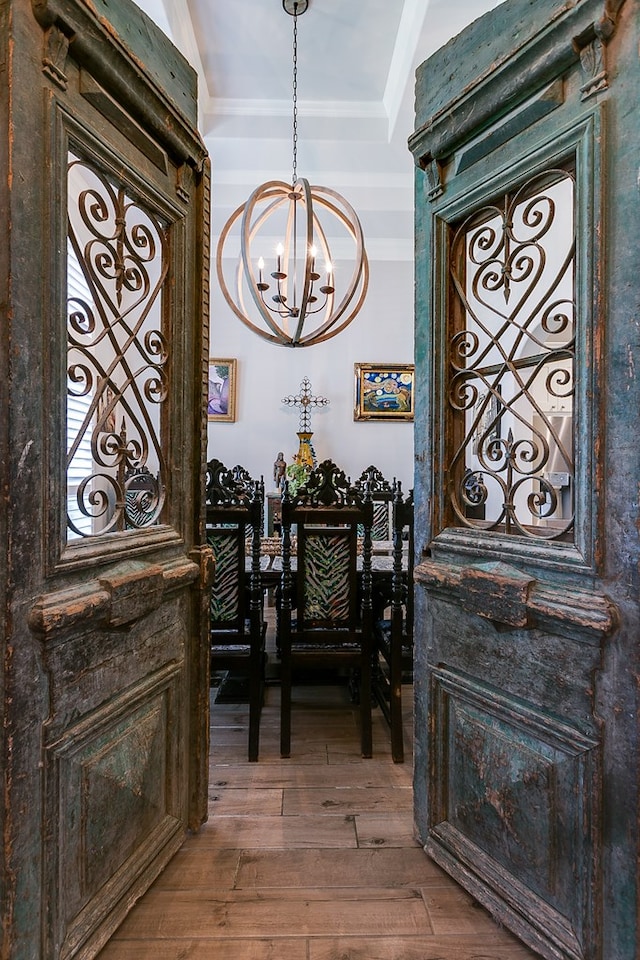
[258,256,264,283]
[309,244,317,272]
[276,243,284,274]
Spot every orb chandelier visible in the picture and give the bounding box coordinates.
[215,0,369,348]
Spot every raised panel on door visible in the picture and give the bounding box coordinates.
[1,2,211,958]
[409,2,638,960]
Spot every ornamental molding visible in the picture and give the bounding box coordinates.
[415,556,618,643]
[31,0,206,170]
[409,0,628,176]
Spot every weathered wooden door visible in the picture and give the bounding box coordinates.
[409,2,638,959]
[1,1,211,957]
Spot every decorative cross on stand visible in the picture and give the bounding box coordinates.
[282,377,329,468]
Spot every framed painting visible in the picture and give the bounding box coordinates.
[208,358,237,422]
[354,363,415,421]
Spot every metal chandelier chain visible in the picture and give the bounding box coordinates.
[292,3,298,185]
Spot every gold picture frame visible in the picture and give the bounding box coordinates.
[354,363,415,421]
[207,358,237,422]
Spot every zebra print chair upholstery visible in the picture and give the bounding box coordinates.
[124,465,163,529]
[355,464,393,542]
[279,459,375,759]
[206,457,266,762]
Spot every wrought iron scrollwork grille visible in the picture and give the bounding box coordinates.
[447,168,575,540]
[66,154,169,538]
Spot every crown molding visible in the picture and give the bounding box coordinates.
[208,96,387,121]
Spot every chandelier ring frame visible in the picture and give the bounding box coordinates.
[217,177,369,347]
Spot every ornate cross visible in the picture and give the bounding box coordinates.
[282,377,329,432]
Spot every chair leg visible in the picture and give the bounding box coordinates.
[360,655,373,759]
[389,615,404,763]
[389,673,404,763]
[280,654,291,758]
[247,621,266,762]
[247,656,262,763]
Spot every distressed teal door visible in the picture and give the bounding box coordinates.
[1,1,211,957]
[409,2,638,959]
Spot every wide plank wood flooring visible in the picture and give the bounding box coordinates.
[99,667,542,959]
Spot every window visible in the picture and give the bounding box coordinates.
[66,152,169,539]
[445,167,575,541]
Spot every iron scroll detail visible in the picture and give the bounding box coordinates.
[447,168,575,541]
[66,155,168,537]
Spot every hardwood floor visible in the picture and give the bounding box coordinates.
[99,651,541,959]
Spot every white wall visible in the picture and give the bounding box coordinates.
[207,255,415,493]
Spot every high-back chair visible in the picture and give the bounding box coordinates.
[231,463,266,541]
[279,459,375,759]
[124,465,162,529]
[355,464,393,542]
[373,482,414,762]
[205,457,266,762]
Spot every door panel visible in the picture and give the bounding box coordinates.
[1,2,210,958]
[410,2,637,960]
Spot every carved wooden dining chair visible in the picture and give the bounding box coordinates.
[355,464,394,543]
[372,482,414,762]
[124,465,163,529]
[205,457,266,762]
[279,459,375,759]
[231,463,265,546]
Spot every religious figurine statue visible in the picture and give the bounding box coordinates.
[273,451,287,491]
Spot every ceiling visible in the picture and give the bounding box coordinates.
[134,0,504,259]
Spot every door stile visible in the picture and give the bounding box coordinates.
[188,155,214,830]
